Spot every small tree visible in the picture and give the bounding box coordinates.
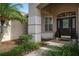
[0,3,26,34]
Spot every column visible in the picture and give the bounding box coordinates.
[28,3,41,42]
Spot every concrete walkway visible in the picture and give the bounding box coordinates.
[45,41,64,47]
[24,41,64,56]
[24,47,50,56]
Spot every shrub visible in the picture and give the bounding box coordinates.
[0,34,40,56]
[0,42,40,56]
[60,43,79,56]
[26,42,40,50]
[43,43,79,56]
[43,50,61,56]
[19,34,32,44]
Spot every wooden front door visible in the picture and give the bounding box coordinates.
[57,17,76,39]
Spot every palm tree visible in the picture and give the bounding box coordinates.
[0,3,26,34]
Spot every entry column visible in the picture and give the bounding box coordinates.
[28,4,41,42]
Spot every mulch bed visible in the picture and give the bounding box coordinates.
[0,40,40,56]
[0,40,17,53]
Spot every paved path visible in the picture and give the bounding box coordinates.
[24,47,50,56]
[45,41,64,47]
[24,41,64,56]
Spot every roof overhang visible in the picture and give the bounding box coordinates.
[37,3,49,9]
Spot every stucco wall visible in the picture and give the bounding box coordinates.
[1,20,25,42]
[11,20,25,40]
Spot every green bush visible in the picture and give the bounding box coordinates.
[44,43,79,56]
[26,42,40,50]
[19,34,32,44]
[43,50,61,56]
[60,43,79,56]
[0,42,40,56]
[0,34,40,56]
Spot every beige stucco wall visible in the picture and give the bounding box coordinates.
[11,20,25,40]
[0,20,25,42]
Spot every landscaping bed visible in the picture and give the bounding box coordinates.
[0,34,40,56]
[0,40,17,53]
[42,42,79,56]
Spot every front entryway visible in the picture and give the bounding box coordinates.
[56,11,76,39]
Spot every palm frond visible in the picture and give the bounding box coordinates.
[0,3,26,23]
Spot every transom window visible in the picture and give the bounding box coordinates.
[57,11,76,18]
[57,11,76,29]
[44,16,53,32]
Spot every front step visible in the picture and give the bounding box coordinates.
[61,36,71,38]
[61,36,71,41]
[44,41,64,47]
[56,36,71,41]
[59,38,71,41]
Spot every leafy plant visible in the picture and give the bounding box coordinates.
[0,42,40,56]
[43,42,79,56]
[0,34,40,56]
[19,34,32,44]
[60,43,79,56]
[0,3,26,34]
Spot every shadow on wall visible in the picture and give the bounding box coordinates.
[0,21,9,42]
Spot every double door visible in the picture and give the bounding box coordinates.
[57,17,76,39]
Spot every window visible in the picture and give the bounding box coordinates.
[44,16,53,32]
[57,11,76,18]
[62,19,69,28]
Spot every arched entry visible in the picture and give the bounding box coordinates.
[57,11,76,39]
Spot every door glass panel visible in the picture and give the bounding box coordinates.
[72,18,75,28]
[45,17,48,24]
[45,24,48,31]
[49,17,52,24]
[62,19,69,28]
[49,24,52,31]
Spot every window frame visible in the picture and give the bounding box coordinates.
[44,16,53,32]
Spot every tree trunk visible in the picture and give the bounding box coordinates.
[1,20,5,33]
